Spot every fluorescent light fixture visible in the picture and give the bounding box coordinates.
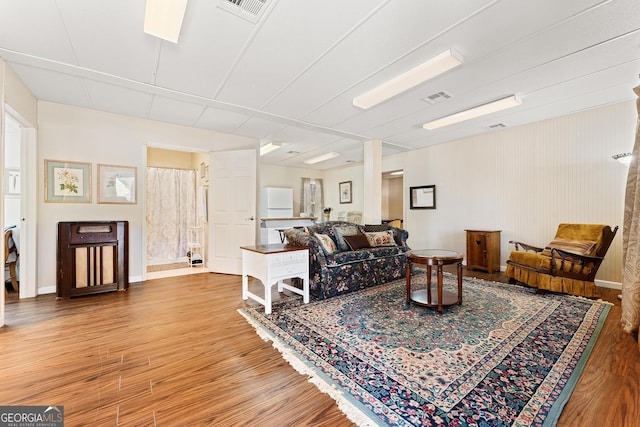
[260,142,282,156]
[144,0,189,43]
[423,95,521,130]
[612,152,632,166]
[304,152,340,165]
[353,49,463,109]
[390,171,404,176]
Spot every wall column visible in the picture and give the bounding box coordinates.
[363,139,382,224]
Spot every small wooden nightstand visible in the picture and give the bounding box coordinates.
[465,230,501,273]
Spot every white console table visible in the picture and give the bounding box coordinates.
[241,244,309,314]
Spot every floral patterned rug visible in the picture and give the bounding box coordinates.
[239,274,610,426]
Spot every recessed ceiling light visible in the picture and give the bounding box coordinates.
[423,96,521,130]
[304,152,340,165]
[144,0,189,44]
[353,49,463,109]
[259,142,282,156]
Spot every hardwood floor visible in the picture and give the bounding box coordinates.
[1,270,638,426]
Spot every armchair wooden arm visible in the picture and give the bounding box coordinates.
[549,248,603,282]
[509,240,544,253]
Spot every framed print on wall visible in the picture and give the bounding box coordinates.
[4,168,20,196]
[339,181,352,204]
[410,185,436,209]
[97,164,137,204]
[45,160,91,203]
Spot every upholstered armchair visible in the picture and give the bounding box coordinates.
[505,223,618,297]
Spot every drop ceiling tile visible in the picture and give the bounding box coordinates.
[0,0,77,64]
[153,0,254,98]
[83,80,153,119]
[55,0,159,83]
[8,64,90,109]
[148,95,207,126]
[195,107,252,134]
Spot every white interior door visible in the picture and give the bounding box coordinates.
[209,149,256,275]
[3,110,37,300]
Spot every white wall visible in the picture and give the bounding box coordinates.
[389,101,634,285]
[37,102,256,293]
[323,164,365,220]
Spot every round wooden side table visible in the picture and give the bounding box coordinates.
[405,249,463,313]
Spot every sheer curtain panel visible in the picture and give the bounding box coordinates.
[147,167,196,262]
[621,84,640,352]
[300,178,324,219]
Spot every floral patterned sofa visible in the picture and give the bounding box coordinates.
[284,221,410,299]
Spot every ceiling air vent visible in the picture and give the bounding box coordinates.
[423,91,453,105]
[488,123,507,129]
[219,0,267,22]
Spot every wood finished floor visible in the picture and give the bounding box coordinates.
[1,269,638,426]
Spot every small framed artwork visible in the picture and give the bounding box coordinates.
[410,185,436,209]
[4,168,20,196]
[45,160,92,203]
[339,181,352,204]
[97,164,137,204]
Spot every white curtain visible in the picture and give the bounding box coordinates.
[621,85,640,352]
[147,167,196,262]
[300,178,324,219]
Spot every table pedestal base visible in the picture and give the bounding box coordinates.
[405,250,463,313]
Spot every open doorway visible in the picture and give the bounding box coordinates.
[146,147,209,279]
[382,170,404,228]
[3,114,21,300]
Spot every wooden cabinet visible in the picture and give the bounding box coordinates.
[57,221,129,299]
[465,230,501,273]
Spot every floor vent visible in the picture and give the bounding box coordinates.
[219,0,267,22]
[423,91,453,105]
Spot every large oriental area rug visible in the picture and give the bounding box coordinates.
[239,274,610,426]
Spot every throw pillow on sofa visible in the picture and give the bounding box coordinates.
[333,225,361,251]
[365,230,397,247]
[315,233,338,254]
[343,232,371,250]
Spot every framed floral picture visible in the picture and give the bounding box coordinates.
[97,164,137,204]
[45,160,91,203]
[339,181,352,204]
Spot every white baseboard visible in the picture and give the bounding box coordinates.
[37,275,143,296]
[595,279,621,290]
[38,286,56,295]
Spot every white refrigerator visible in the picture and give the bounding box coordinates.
[261,187,293,218]
[260,187,294,244]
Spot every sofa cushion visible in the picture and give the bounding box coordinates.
[363,224,390,232]
[365,230,396,247]
[333,224,361,251]
[343,232,371,250]
[325,245,407,267]
[315,233,338,254]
